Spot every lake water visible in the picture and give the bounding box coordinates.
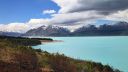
[33,36,128,72]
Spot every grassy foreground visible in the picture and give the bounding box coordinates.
[0,36,121,72]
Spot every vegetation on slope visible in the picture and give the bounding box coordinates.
[0,36,121,72]
[0,36,53,46]
[0,39,40,72]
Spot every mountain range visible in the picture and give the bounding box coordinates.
[23,21,128,36]
[23,25,70,36]
[0,31,21,37]
[1,21,128,37]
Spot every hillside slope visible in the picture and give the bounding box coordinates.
[0,36,121,72]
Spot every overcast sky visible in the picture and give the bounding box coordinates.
[0,0,128,33]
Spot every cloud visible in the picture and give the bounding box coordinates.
[51,11,104,25]
[43,9,56,14]
[29,11,104,26]
[0,23,29,33]
[106,9,128,22]
[60,24,85,32]
[52,0,128,15]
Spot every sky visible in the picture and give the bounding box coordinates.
[0,0,128,33]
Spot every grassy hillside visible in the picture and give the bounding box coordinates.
[0,36,121,72]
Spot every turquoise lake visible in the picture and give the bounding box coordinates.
[33,36,128,72]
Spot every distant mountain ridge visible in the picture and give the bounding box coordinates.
[73,21,128,36]
[23,25,70,36]
[0,31,22,37]
[23,21,128,36]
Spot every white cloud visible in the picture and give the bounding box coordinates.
[0,23,29,33]
[28,18,51,25]
[52,11,104,24]
[60,24,84,32]
[43,10,56,14]
[106,9,128,22]
[52,0,78,13]
[29,10,104,26]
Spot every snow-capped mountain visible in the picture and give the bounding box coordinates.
[23,25,70,36]
[23,21,128,36]
[73,21,128,36]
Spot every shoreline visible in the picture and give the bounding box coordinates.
[40,40,63,44]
